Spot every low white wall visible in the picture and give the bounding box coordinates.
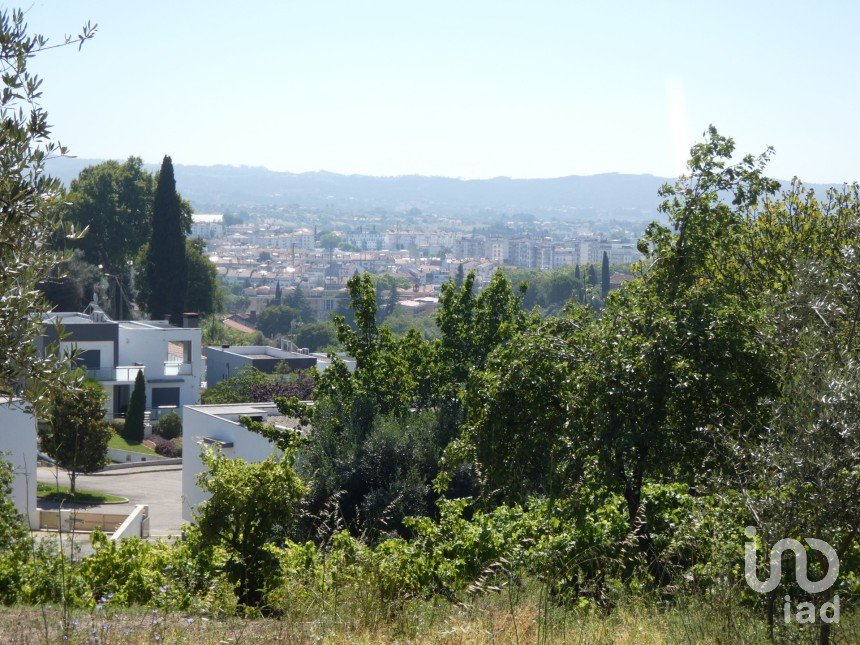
[0,400,39,529]
[111,504,149,540]
[107,448,166,464]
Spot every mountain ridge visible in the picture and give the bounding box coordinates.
[45,157,841,218]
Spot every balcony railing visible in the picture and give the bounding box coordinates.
[163,361,192,376]
[86,366,144,382]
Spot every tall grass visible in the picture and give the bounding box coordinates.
[4,582,851,643]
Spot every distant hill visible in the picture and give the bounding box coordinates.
[45,157,841,218]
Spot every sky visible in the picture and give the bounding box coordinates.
[20,1,860,182]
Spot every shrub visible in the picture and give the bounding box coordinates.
[153,411,182,439]
[150,435,181,458]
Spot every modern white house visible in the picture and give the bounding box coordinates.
[181,402,303,522]
[0,398,39,529]
[40,307,203,420]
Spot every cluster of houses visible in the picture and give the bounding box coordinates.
[196,214,641,323]
[0,304,330,531]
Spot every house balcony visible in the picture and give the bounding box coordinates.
[164,361,192,377]
[87,366,144,382]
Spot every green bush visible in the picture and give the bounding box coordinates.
[153,411,182,439]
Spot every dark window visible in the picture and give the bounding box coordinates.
[75,349,101,370]
[151,387,180,407]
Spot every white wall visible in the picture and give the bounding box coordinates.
[181,405,278,522]
[118,325,202,416]
[0,400,39,529]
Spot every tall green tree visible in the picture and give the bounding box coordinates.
[136,237,221,318]
[601,250,610,298]
[0,10,95,415]
[564,128,778,585]
[39,384,112,496]
[60,157,155,274]
[125,370,146,442]
[586,264,598,285]
[145,156,187,325]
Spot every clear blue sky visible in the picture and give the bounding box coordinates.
[22,1,860,182]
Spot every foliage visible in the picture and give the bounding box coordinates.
[281,285,315,323]
[437,269,531,387]
[152,411,182,440]
[195,450,305,606]
[38,250,103,312]
[295,408,445,540]
[256,304,301,338]
[150,434,181,458]
[124,370,146,443]
[184,237,223,316]
[0,458,26,553]
[39,384,112,495]
[0,9,93,415]
[200,366,314,404]
[144,156,187,325]
[318,231,344,250]
[325,272,423,426]
[60,157,155,273]
[294,320,339,352]
[462,314,586,502]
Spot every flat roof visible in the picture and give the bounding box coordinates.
[185,402,308,432]
[207,345,312,360]
[44,312,110,325]
[187,403,272,416]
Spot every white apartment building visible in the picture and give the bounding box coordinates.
[191,214,224,240]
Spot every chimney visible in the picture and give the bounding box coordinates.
[183,313,199,328]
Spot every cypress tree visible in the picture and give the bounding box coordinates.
[125,369,147,442]
[601,251,611,298]
[587,264,598,286]
[274,281,282,305]
[146,156,187,325]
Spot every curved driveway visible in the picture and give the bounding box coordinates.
[36,464,185,537]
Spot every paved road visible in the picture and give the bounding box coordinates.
[36,464,185,537]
